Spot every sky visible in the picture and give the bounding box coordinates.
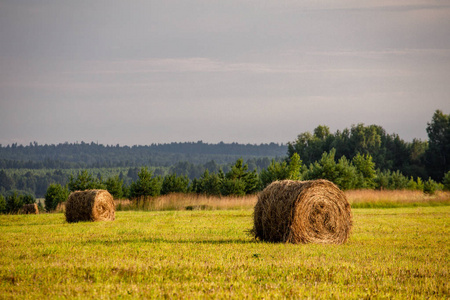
[1,0,449,146]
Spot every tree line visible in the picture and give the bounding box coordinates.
[0,141,287,169]
[2,152,449,214]
[287,110,450,182]
[0,109,449,214]
[0,156,275,198]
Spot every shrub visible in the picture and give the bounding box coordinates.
[374,170,390,190]
[45,184,69,212]
[105,175,124,199]
[352,153,376,189]
[68,170,105,192]
[259,159,289,189]
[0,195,6,213]
[423,178,439,195]
[6,192,23,213]
[416,177,425,191]
[22,194,35,205]
[195,170,222,196]
[287,153,302,180]
[161,174,190,195]
[389,171,409,190]
[225,159,259,194]
[37,200,44,212]
[304,149,358,190]
[406,177,418,190]
[334,156,357,190]
[443,171,450,191]
[129,167,162,198]
[220,178,246,196]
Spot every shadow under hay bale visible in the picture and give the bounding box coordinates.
[65,190,115,223]
[21,203,39,214]
[252,179,352,244]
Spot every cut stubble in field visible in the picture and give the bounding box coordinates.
[0,206,448,298]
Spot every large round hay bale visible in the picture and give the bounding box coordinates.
[252,179,352,244]
[65,189,115,223]
[21,203,39,214]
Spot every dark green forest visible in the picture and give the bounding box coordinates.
[0,141,286,199]
[1,110,449,213]
[0,141,286,169]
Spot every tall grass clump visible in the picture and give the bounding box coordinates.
[112,190,450,212]
[347,189,450,208]
[117,193,257,211]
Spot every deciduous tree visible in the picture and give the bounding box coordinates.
[425,110,450,181]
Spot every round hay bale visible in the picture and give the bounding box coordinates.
[21,203,39,214]
[65,189,115,223]
[252,179,352,244]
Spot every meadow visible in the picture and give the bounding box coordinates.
[112,190,450,212]
[1,192,449,299]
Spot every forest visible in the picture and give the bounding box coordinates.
[0,110,449,213]
[0,141,286,169]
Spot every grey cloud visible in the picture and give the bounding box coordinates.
[1,0,449,145]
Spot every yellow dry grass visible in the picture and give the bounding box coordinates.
[115,193,258,211]
[346,189,450,207]
[78,189,450,212]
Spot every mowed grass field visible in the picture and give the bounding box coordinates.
[1,198,449,298]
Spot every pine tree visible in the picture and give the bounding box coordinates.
[288,153,302,180]
[259,159,289,188]
[129,167,161,198]
[45,184,69,212]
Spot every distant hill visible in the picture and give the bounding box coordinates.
[0,141,288,169]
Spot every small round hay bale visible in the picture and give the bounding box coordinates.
[252,179,352,244]
[21,203,39,214]
[65,189,115,223]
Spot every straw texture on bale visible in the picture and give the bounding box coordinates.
[21,203,39,214]
[253,179,352,244]
[65,189,115,223]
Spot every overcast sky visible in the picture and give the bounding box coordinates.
[1,0,449,146]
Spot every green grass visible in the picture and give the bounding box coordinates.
[350,200,450,209]
[1,207,449,299]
